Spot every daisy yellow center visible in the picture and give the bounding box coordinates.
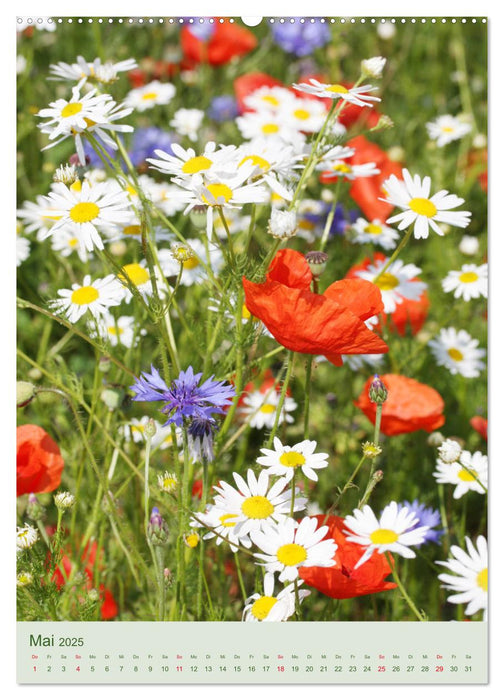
[242,304,252,320]
[327,84,349,94]
[68,237,78,247]
[276,543,307,567]
[61,102,83,118]
[459,271,479,284]
[120,263,150,286]
[203,183,233,205]
[457,467,477,482]
[476,567,488,592]
[332,163,352,174]
[251,596,277,620]
[409,197,437,218]
[293,108,310,120]
[185,533,200,548]
[241,496,274,520]
[69,201,100,224]
[261,95,280,107]
[182,156,213,174]
[141,91,158,101]
[219,513,238,528]
[123,225,142,236]
[262,123,280,134]
[260,403,276,414]
[126,185,137,197]
[364,223,383,235]
[183,256,199,270]
[162,476,177,489]
[279,451,306,469]
[441,126,455,133]
[239,155,271,170]
[70,180,82,192]
[370,528,399,545]
[298,220,315,231]
[71,285,99,306]
[107,325,124,336]
[448,347,464,362]
[84,118,97,128]
[375,272,399,291]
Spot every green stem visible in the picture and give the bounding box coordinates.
[372,225,414,284]
[265,350,295,449]
[385,552,426,621]
[319,179,343,252]
[234,551,248,604]
[303,356,313,440]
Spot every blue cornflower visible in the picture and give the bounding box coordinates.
[208,95,239,122]
[398,500,443,545]
[130,365,235,427]
[271,21,331,57]
[187,417,218,463]
[129,127,175,167]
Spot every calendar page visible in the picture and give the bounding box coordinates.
[15,12,489,687]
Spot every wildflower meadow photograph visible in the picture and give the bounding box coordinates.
[16,15,488,627]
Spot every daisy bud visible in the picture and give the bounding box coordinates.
[17,571,34,587]
[362,441,382,458]
[17,524,39,552]
[361,56,387,79]
[189,204,207,228]
[101,387,123,411]
[438,438,463,464]
[26,493,45,521]
[268,209,298,240]
[87,588,100,603]
[98,356,112,373]
[170,242,196,264]
[17,380,36,408]
[158,471,178,494]
[53,163,78,186]
[427,431,445,448]
[54,491,76,511]
[95,63,119,85]
[148,507,170,547]
[305,251,329,278]
[459,235,480,256]
[368,375,388,404]
[371,115,394,132]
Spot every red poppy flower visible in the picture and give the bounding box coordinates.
[343,136,404,222]
[299,515,396,599]
[181,20,257,67]
[234,72,285,113]
[192,479,203,499]
[346,252,430,337]
[355,374,445,436]
[470,416,488,441]
[17,424,65,497]
[243,249,388,366]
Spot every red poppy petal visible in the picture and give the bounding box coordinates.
[323,278,384,320]
[266,248,313,289]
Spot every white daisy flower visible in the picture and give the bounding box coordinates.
[243,86,298,113]
[252,516,337,583]
[441,263,488,301]
[257,436,329,483]
[157,237,224,287]
[279,97,328,134]
[317,154,380,181]
[41,180,133,251]
[361,56,387,79]
[354,257,427,314]
[343,502,431,568]
[236,109,306,148]
[17,524,39,553]
[124,80,176,112]
[89,312,145,348]
[170,108,205,142]
[116,262,160,303]
[382,168,472,239]
[428,327,486,378]
[120,417,173,450]
[148,142,238,181]
[16,235,30,266]
[212,469,306,539]
[433,450,488,499]
[190,504,252,552]
[436,536,488,618]
[238,388,297,430]
[459,235,480,256]
[50,273,123,324]
[292,79,381,107]
[49,55,138,86]
[37,86,134,165]
[236,140,304,201]
[349,217,400,250]
[242,572,310,622]
[49,226,92,263]
[17,194,63,241]
[426,115,472,147]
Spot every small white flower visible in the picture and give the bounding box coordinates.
[268,209,298,239]
[361,56,387,78]
[242,572,310,622]
[89,313,145,348]
[16,236,30,266]
[349,217,400,250]
[292,79,381,108]
[252,516,338,583]
[377,21,396,40]
[428,327,486,378]
[426,115,472,147]
[436,536,487,618]
[355,257,427,314]
[257,436,329,483]
[50,274,123,323]
[54,492,75,510]
[459,235,480,256]
[17,524,39,553]
[441,263,488,301]
[382,168,471,239]
[49,55,138,86]
[438,439,463,464]
[238,388,297,430]
[170,108,205,142]
[124,80,176,112]
[343,502,430,568]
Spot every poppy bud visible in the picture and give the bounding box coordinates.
[17,381,36,408]
[368,375,388,404]
[305,251,329,278]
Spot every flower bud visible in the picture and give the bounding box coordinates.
[368,375,388,404]
[148,507,170,547]
[427,431,445,447]
[98,356,112,373]
[101,387,123,411]
[438,438,463,464]
[170,242,196,264]
[87,588,100,602]
[17,381,36,408]
[144,417,157,439]
[361,56,387,79]
[17,571,34,587]
[53,163,78,186]
[189,205,208,228]
[268,209,298,240]
[26,493,45,521]
[362,441,382,458]
[305,251,329,278]
[158,471,178,494]
[54,491,76,511]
